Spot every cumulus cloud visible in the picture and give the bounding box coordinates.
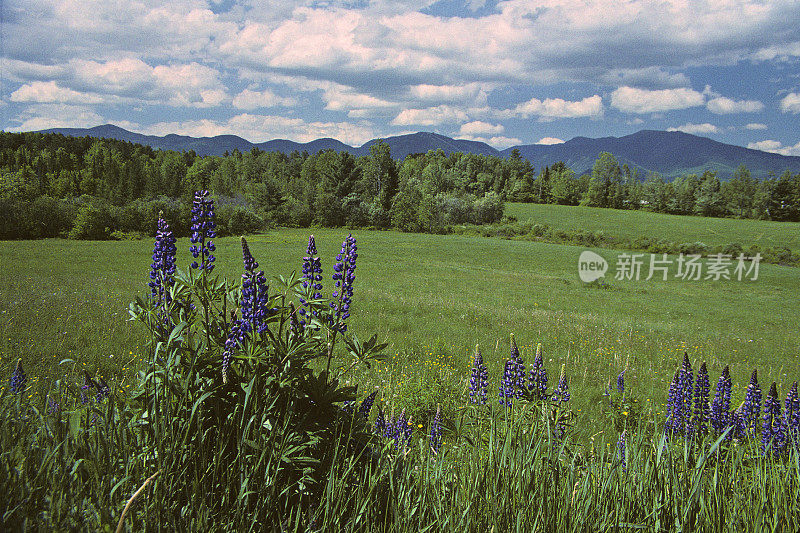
[511,95,603,119]
[391,105,470,126]
[232,88,297,110]
[10,81,105,105]
[536,137,565,145]
[745,123,768,130]
[459,121,504,135]
[780,93,800,114]
[611,86,705,114]
[706,97,764,114]
[141,113,377,146]
[747,139,800,156]
[667,123,719,135]
[458,135,522,149]
[8,103,105,131]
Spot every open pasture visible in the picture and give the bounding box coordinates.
[2,227,798,438]
[506,202,800,253]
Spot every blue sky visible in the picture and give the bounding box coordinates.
[2,0,800,154]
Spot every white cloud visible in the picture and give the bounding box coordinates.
[747,139,800,156]
[140,114,377,146]
[8,103,104,131]
[459,121,504,135]
[10,81,105,104]
[511,95,603,119]
[536,137,565,145]
[232,88,297,110]
[458,135,522,149]
[667,123,719,135]
[745,123,768,130]
[611,86,705,114]
[752,41,800,61]
[706,96,764,114]
[780,93,800,114]
[391,105,470,126]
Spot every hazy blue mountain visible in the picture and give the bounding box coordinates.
[503,130,800,178]
[38,125,800,179]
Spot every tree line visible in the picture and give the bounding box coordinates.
[1,131,798,240]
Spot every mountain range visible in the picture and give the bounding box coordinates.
[38,124,800,180]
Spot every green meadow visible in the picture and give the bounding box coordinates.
[506,202,800,253]
[2,221,799,439]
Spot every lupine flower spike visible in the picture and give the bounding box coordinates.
[189,190,216,272]
[742,370,762,436]
[678,354,694,437]
[616,370,625,398]
[784,382,800,447]
[690,362,710,438]
[299,235,323,327]
[762,382,785,456]
[330,234,357,333]
[430,405,443,454]
[468,345,489,405]
[710,365,732,437]
[10,359,27,394]
[240,237,271,334]
[359,390,377,419]
[552,364,570,403]
[510,334,526,400]
[222,314,246,384]
[617,430,627,472]
[528,343,548,400]
[148,212,177,308]
[665,369,680,437]
[499,358,517,408]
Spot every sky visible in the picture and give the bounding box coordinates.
[2,0,800,155]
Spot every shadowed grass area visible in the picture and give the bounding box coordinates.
[1,228,799,439]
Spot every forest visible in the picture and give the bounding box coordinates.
[1,131,799,240]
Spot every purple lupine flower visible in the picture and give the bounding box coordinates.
[80,371,93,405]
[665,369,681,437]
[430,405,443,454]
[617,370,625,397]
[95,376,110,402]
[617,430,627,472]
[528,343,548,400]
[678,354,694,437]
[784,382,799,448]
[47,395,60,415]
[10,359,27,394]
[551,364,570,404]
[222,317,246,384]
[510,334,526,399]
[394,409,408,449]
[148,214,177,307]
[330,234,357,333]
[189,190,216,272]
[762,382,785,456]
[384,409,396,440]
[742,370,762,437]
[240,237,271,334]
[299,235,323,327]
[468,345,489,405]
[731,403,747,439]
[690,362,710,438]
[499,358,517,408]
[710,365,733,437]
[374,406,387,436]
[359,390,378,418]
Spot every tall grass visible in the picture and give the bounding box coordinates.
[1,204,799,530]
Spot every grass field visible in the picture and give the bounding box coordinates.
[505,202,800,253]
[2,224,799,439]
